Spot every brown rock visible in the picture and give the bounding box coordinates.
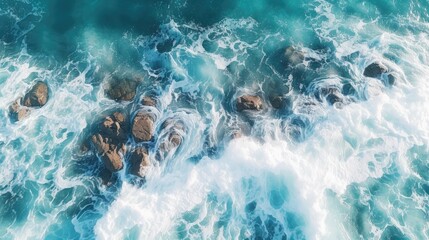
[22,81,49,107]
[9,99,30,121]
[89,112,129,172]
[141,96,157,107]
[236,95,263,111]
[129,147,151,178]
[132,112,154,142]
[105,78,139,101]
[91,134,124,172]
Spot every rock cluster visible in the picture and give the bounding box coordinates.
[9,81,49,121]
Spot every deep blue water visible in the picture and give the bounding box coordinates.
[1,0,429,239]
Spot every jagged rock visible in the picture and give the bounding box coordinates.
[22,81,49,107]
[156,119,185,160]
[269,95,289,109]
[90,112,128,172]
[105,77,139,101]
[91,134,124,172]
[129,147,151,178]
[141,96,156,107]
[132,112,154,142]
[283,46,305,67]
[9,99,30,121]
[236,95,263,111]
[363,62,388,78]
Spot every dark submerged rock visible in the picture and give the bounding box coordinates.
[236,95,263,111]
[342,83,356,96]
[269,95,290,110]
[105,77,139,101]
[132,112,155,142]
[283,46,305,67]
[387,74,396,86]
[363,62,388,78]
[22,81,49,107]
[129,147,151,178]
[315,87,343,105]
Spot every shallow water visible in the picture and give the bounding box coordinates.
[1,0,429,239]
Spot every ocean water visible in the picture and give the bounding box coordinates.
[1,0,429,239]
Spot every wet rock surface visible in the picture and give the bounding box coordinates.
[129,147,151,178]
[156,119,185,160]
[236,95,263,111]
[22,81,49,107]
[105,77,139,101]
[132,112,155,142]
[141,96,157,107]
[90,112,129,172]
[269,95,290,110]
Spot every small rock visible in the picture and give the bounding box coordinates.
[105,77,139,101]
[9,99,30,121]
[141,96,157,107]
[129,147,151,178]
[22,81,49,107]
[363,62,388,78]
[269,95,289,109]
[132,112,154,142]
[236,95,263,111]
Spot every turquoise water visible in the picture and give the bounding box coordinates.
[1,0,429,239]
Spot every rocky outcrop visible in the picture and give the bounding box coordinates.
[236,95,263,111]
[22,81,49,107]
[129,147,151,178]
[90,112,128,172]
[91,134,124,172]
[105,77,139,101]
[141,96,157,107]
[9,99,30,121]
[132,112,155,142]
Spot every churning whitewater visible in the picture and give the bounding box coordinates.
[1,0,429,239]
